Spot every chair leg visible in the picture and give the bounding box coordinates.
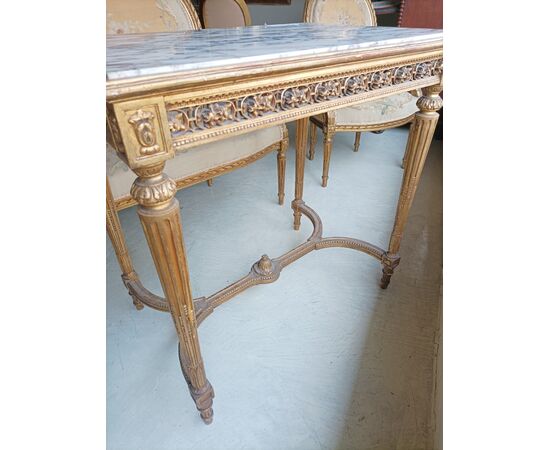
[353,132,361,152]
[277,138,287,205]
[206,179,213,187]
[106,178,143,310]
[308,121,317,160]
[321,130,334,188]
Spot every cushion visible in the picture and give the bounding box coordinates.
[333,92,419,126]
[108,125,284,202]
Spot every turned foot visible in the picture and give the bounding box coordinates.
[321,176,328,187]
[179,343,215,424]
[191,382,215,424]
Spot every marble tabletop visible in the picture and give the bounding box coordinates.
[106,23,442,81]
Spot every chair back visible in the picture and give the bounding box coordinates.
[398,0,442,29]
[303,0,377,27]
[202,0,252,28]
[107,0,201,34]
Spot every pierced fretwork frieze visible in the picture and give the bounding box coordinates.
[167,59,442,138]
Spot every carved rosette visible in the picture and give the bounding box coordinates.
[414,62,432,79]
[343,75,366,94]
[196,102,237,128]
[166,58,443,138]
[368,70,392,89]
[130,172,177,207]
[281,86,312,109]
[241,93,277,117]
[128,110,161,156]
[314,80,342,101]
[393,66,414,84]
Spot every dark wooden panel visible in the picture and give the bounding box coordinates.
[398,0,442,29]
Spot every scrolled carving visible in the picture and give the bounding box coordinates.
[130,172,177,207]
[128,109,160,156]
[168,110,190,133]
[432,59,443,75]
[167,58,443,138]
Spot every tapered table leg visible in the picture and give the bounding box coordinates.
[380,84,443,288]
[130,163,214,424]
[106,178,143,310]
[292,118,308,230]
[308,120,317,160]
[277,131,288,205]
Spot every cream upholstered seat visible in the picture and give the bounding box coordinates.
[107,0,288,210]
[107,125,286,207]
[304,0,419,187]
[202,0,252,28]
[333,92,418,125]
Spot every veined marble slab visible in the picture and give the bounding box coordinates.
[106,23,442,81]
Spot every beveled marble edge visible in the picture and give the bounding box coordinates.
[106,24,443,82]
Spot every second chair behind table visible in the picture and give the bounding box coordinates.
[303,0,420,187]
[201,0,252,28]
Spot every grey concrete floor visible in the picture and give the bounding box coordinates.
[107,124,443,450]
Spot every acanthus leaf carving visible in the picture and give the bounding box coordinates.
[130,173,177,207]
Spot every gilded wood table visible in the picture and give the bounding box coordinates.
[106,23,443,424]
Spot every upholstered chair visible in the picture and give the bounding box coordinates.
[201,0,252,28]
[107,0,288,303]
[303,0,419,187]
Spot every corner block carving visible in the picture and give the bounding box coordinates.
[128,109,161,156]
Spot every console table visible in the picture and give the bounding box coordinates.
[106,23,443,424]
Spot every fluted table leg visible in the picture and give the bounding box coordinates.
[106,178,143,310]
[277,130,288,205]
[381,84,443,288]
[131,162,214,424]
[292,118,308,230]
